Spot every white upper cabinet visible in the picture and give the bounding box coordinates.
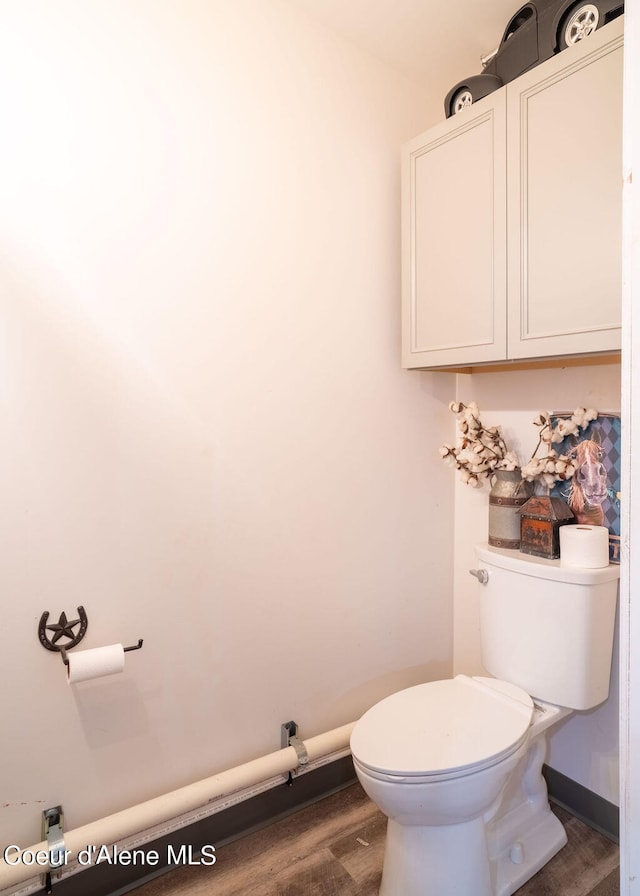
[506,19,623,359]
[401,91,507,368]
[402,17,623,370]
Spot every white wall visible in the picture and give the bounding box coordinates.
[0,0,454,847]
[452,363,622,804]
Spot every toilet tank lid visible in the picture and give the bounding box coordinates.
[475,544,620,584]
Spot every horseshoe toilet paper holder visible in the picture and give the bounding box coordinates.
[38,606,143,665]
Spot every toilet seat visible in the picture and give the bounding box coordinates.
[350,675,533,782]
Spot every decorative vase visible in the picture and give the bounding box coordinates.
[488,469,534,550]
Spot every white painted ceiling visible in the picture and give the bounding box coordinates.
[288,0,525,102]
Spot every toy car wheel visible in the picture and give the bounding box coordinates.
[451,88,474,115]
[560,3,601,48]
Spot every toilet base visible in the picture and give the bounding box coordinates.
[488,730,568,895]
[491,804,567,896]
[371,726,568,896]
[377,803,567,896]
[379,815,494,896]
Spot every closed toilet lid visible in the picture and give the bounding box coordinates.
[350,675,533,780]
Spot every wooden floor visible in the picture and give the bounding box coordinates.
[132,782,620,896]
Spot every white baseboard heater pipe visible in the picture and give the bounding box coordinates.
[0,722,355,893]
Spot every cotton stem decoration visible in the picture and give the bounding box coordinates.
[440,402,598,489]
[520,407,598,489]
[439,401,519,488]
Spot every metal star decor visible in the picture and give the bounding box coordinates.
[38,606,88,652]
[47,611,82,644]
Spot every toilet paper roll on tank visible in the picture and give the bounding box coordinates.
[66,644,125,684]
[559,525,610,568]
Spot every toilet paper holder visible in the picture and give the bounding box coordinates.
[58,639,144,667]
[38,605,143,664]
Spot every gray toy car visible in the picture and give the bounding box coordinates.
[444,0,624,117]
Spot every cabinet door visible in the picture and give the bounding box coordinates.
[401,92,507,368]
[506,18,623,360]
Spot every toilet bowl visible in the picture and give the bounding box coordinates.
[350,545,619,896]
[351,675,569,896]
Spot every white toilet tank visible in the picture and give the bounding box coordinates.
[475,544,619,710]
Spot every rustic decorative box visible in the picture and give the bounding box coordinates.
[518,496,575,559]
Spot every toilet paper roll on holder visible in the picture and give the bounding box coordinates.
[58,639,143,667]
[38,605,143,665]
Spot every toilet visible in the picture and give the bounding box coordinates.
[350,544,619,896]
